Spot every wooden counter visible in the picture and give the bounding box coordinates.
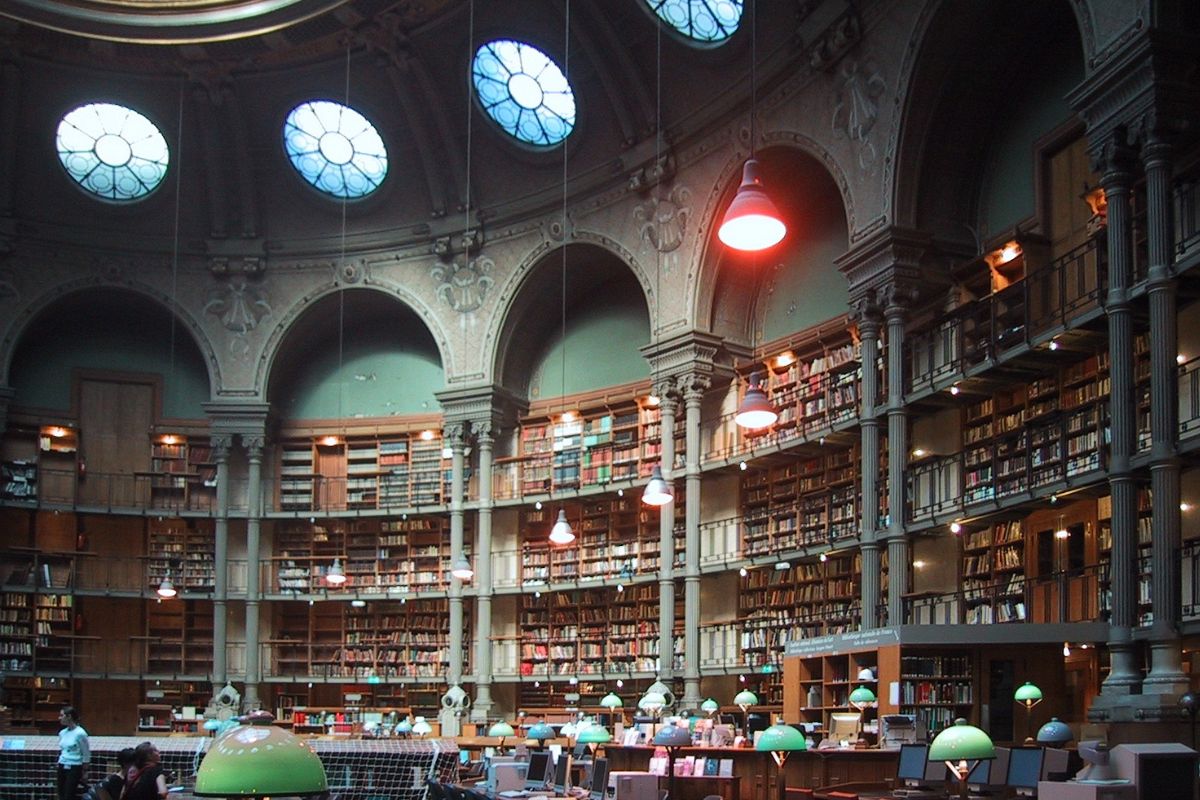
[602,745,898,800]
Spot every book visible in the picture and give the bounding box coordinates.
[718,759,734,777]
[691,758,707,776]
[703,759,719,776]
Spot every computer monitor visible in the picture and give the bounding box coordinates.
[1111,743,1200,798]
[1041,747,1070,781]
[553,753,571,795]
[967,747,1010,793]
[523,751,551,792]
[828,712,862,746]
[573,742,589,761]
[746,713,770,736]
[881,714,919,748]
[1006,746,1045,797]
[896,743,930,786]
[588,758,609,800]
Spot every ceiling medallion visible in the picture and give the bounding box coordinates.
[0,0,354,44]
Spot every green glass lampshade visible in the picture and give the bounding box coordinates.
[652,725,692,747]
[928,718,996,763]
[754,723,808,753]
[600,692,624,709]
[1036,718,1072,747]
[849,686,877,706]
[488,721,515,738]
[527,722,556,741]
[195,718,328,797]
[1014,682,1043,707]
[734,690,758,708]
[577,726,612,745]
[638,691,667,713]
[395,718,413,735]
[701,698,720,715]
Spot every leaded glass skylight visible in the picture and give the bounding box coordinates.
[56,102,170,201]
[646,0,743,44]
[473,39,576,147]
[283,100,388,198]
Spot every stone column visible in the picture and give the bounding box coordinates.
[855,298,883,628]
[657,390,678,681]
[1142,133,1188,694]
[471,422,497,723]
[884,291,910,626]
[242,435,264,709]
[1098,138,1142,695]
[681,376,708,708]
[210,434,233,693]
[441,423,468,735]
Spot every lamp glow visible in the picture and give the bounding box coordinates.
[156,571,177,599]
[549,509,576,545]
[325,558,347,585]
[718,159,786,251]
[642,465,673,506]
[735,371,778,429]
[451,556,475,581]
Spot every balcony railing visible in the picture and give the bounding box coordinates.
[903,564,1108,625]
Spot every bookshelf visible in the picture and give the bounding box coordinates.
[146,600,213,676]
[276,432,449,512]
[147,437,216,511]
[1,675,71,732]
[147,518,215,594]
[898,650,974,734]
[1,460,37,501]
[271,516,460,594]
[959,520,1026,625]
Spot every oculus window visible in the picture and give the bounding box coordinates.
[646,0,742,44]
[56,102,170,201]
[473,39,576,147]
[283,100,389,198]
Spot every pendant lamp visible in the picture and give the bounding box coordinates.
[718,0,785,252]
[451,556,474,581]
[325,558,346,585]
[156,570,177,599]
[642,465,672,506]
[549,509,575,545]
[734,371,777,429]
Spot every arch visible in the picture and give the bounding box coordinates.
[1,278,221,402]
[691,140,854,345]
[261,283,451,417]
[489,237,654,398]
[890,0,1087,247]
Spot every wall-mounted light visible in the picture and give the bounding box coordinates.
[950,521,963,534]
[911,448,928,458]
[420,430,435,441]
[644,394,661,407]
[318,435,344,447]
[159,434,182,446]
[949,384,960,395]
[985,240,1023,268]
[775,351,795,368]
[1049,339,1059,351]
[1055,517,1070,540]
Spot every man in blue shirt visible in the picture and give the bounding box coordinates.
[57,706,90,800]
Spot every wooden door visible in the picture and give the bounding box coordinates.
[79,378,154,506]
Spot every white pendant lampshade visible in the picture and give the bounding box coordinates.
[734,371,778,429]
[549,509,576,545]
[325,558,347,585]
[156,571,177,599]
[451,556,474,581]
[641,465,673,506]
[718,159,786,251]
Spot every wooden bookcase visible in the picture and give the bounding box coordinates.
[959,519,1026,624]
[276,432,448,512]
[271,516,460,594]
[269,598,462,681]
[147,436,216,511]
[146,599,213,676]
[1,675,71,732]
[147,517,215,593]
[739,447,860,557]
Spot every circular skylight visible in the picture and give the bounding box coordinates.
[56,102,170,201]
[283,100,388,198]
[646,0,743,44]
[473,39,576,147]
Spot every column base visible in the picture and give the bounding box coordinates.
[1090,692,1193,724]
[439,707,463,737]
[680,679,702,713]
[1099,642,1142,697]
[1143,640,1190,696]
[470,688,495,724]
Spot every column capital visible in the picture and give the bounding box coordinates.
[436,382,527,435]
[849,293,883,334]
[641,329,734,389]
[203,400,270,440]
[679,374,711,405]
[442,422,469,447]
[243,435,265,457]
[210,433,234,462]
[472,419,495,444]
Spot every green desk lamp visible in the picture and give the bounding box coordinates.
[928,718,995,800]
[1014,682,1043,743]
[652,724,692,800]
[756,723,807,800]
[194,712,328,798]
[488,720,515,751]
[1036,718,1072,747]
[849,684,877,742]
[577,723,611,758]
[600,692,624,729]
[734,689,758,739]
[527,721,556,751]
[701,698,720,717]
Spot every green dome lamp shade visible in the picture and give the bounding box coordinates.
[638,691,667,718]
[527,721,556,750]
[734,372,778,430]
[1036,718,1072,747]
[848,686,877,711]
[1014,681,1043,743]
[194,714,328,797]
[411,716,433,737]
[600,692,624,709]
[734,690,758,711]
[928,718,995,800]
[488,720,515,749]
[755,722,807,766]
[701,698,720,717]
[395,718,413,736]
[577,724,611,756]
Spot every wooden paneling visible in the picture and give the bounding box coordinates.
[79,378,153,507]
[36,509,76,552]
[77,677,140,735]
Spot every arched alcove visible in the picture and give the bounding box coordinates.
[267,289,444,420]
[8,288,212,418]
[495,242,651,399]
[707,145,850,346]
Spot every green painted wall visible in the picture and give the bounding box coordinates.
[274,335,443,419]
[529,280,650,398]
[980,47,1082,236]
[9,300,210,418]
[759,224,849,343]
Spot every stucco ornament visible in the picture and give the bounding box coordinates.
[431,253,494,313]
[205,275,272,358]
[831,59,886,169]
[635,184,691,273]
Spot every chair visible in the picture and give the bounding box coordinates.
[442,783,467,800]
[425,780,447,800]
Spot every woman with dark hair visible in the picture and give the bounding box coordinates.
[122,742,168,800]
[57,706,90,800]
